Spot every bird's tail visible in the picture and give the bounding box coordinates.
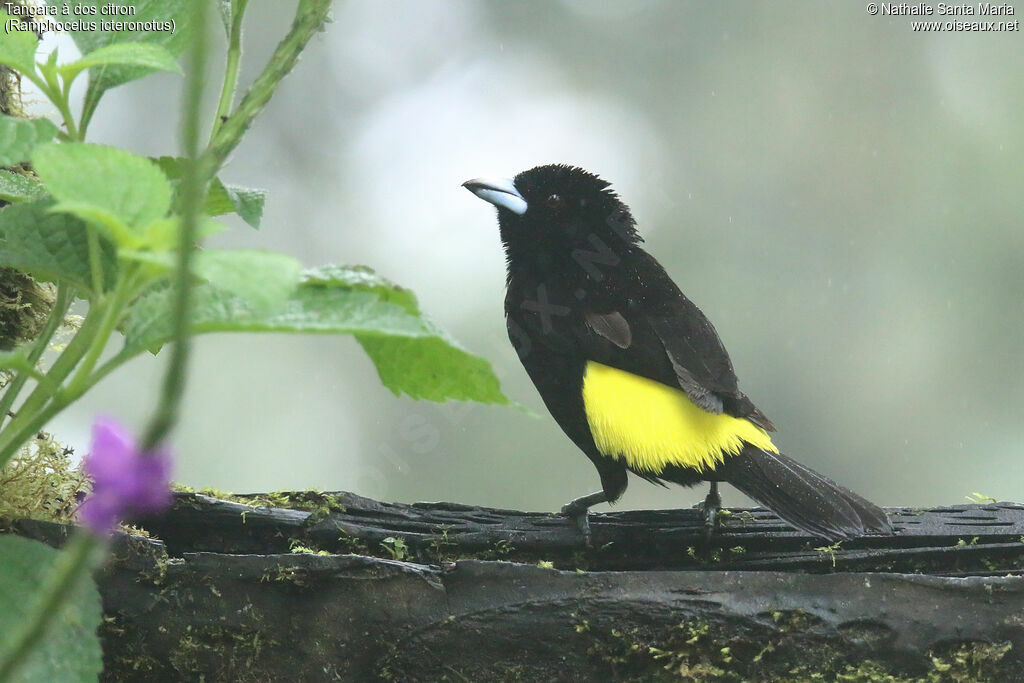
[715,445,892,541]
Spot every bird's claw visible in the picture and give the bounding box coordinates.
[701,505,717,541]
[561,502,593,546]
[696,484,722,542]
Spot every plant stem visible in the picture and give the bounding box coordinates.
[0,301,107,467]
[0,533,101,683]
[0,285,73,429]
[138,1,210,451]
[64,266,138,396]
[58,72,82,141]
[205,0,331,175]
[0,261,135,463]
[210,0,250,142]
[41,81,80,143]
[138,0,330,449]
[85,227,104,295]
[56,108,78,141]
[21,69,80,141]
[0,264,132,465]
[0,390,77,474]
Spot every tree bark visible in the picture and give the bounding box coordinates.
[13,492,1024,681]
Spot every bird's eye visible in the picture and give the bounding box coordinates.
[545,193,564,209]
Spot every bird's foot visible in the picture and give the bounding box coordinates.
[561,491,607,546]
[561,502,592,544]
[696,483,722,542]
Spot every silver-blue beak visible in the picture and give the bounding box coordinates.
[462,176,528,215]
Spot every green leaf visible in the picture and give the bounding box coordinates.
[0,116,57,167]
[124,249,302,314]
[154,157,266,229]
[358,325,509,404]
[47,0,196,124]
[58,41,181,83]
[0,171,46,203]
[119,265,510,404]
[199,181,266,228]
[302,264,419,314]
[137,216,228,251]
[0,536,103,682]
[122,270,427,355]
[0,200,116,295]
[47,201,137,248]
[220,185,266,228]
[0,11,40,74]
[193,250,302,314]
[33,143,172,243]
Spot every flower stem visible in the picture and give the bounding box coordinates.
[138,0,210,451]
[210,0,250,142]
[64,266,138,396]
[204,0,331,175]
[0,533,101,683]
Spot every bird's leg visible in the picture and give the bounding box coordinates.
[698,482,722,540]
[561,490,608,543]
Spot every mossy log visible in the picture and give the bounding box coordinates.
[12,492,1024,681]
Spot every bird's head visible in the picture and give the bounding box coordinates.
[463,164,640,256]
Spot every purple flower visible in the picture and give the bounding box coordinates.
[77,417,173,535]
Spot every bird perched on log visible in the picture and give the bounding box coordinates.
[464,164,892,541]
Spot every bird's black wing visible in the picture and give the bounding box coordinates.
[578,251,775,430]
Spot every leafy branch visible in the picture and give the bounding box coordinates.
[0,0,507,472]
[0,1,511,679]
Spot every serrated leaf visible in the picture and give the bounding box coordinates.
[193,250,302,314]
[0,10,40,74]
[121,276,428,356]
[120,248,296,310]
[201,181,265,229]
[0,200,116,295]
[58,41,181,83]
[0,170,46,203]
[0,116,58,167]
[48,201,137,248]
[0,536,104,682]
[48,0,195,121]
[302,264,419,314]
[119,265,510,404]
[357,328,509,404]
[155,156,266,229]
[220,185,265,228]
[33,143,172,243]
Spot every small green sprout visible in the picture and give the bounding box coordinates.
[966,492,997,504]
[380,536,409,561]
[813,542,843,568]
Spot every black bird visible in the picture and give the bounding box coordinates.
[463,164,892,541]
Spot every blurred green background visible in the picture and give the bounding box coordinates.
[43,1,1023,511]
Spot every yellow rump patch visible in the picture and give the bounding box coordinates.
[581,361,777,475]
